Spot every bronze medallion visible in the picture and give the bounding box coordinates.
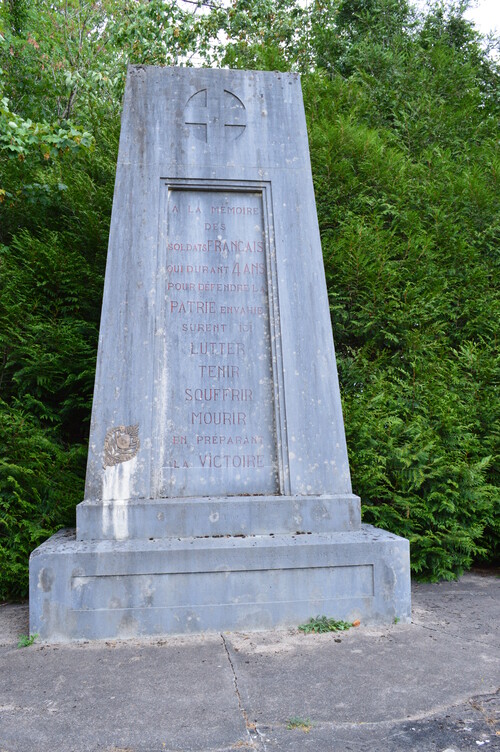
[103,424,140,468]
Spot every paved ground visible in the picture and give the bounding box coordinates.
[0,573,498,752]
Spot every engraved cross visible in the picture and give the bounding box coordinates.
[184,88,246,143]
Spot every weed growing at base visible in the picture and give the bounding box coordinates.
[17,633,38,648]
[298,616,353,633]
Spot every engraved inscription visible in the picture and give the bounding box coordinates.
[158,188,278,497]
[104,424,140,468]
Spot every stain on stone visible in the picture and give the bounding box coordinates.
[383,563,397,590]
[38,568,54,593]
[118,613,139,637]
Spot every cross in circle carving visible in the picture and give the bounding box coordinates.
[184,88,246,143]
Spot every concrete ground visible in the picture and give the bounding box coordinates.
[0,573,498,752]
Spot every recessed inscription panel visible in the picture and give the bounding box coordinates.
[156,187,278,497]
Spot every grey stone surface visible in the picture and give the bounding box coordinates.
[2,574,499,752]
[0,635,246,752]
[411,575,500,647]
[76,494,361,540]
[252,696,499,752]
[30,525,410,641]
[85,67,352,502]
[29,66,410,641]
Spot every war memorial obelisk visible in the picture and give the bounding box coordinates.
[29,67,411,641]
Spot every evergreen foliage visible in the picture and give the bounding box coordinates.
[0,0,498,597]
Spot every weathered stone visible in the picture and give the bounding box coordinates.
[30,527,410,640]
[76,495,362,540]
[29,66,411,641]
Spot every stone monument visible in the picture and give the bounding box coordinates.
[29,67,411,641]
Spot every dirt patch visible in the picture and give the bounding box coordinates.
[0,602,29,646]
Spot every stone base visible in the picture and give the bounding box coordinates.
[76,494,361,540]
[29,525,411,642]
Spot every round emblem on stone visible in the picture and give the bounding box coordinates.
[103,424,140,468]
